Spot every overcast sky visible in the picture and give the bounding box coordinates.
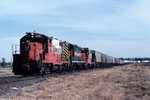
[0,0,150,61]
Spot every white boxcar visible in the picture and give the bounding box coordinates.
[109,56,113,64]
[95,51,102,62]
[101,53,107,63]
[106,55,110,63]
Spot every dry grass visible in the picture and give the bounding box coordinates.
[1,64,150,100]
[0,67,14,77]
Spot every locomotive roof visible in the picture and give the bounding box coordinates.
[26,32,53,40]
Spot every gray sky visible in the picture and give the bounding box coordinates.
[0,0,150,61]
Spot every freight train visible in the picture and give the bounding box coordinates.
[13,32,123,76]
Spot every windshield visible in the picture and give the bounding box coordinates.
[21,43,30,52]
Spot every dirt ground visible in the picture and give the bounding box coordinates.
[1,64,150,100]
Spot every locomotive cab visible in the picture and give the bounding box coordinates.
[13,32,48,75]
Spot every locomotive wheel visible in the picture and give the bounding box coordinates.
[40,64,51,76]
[40,66,46,77]
[49,64,53,74]
[58,65,63,74]
[61,65,65,73]
[44,65,49,75]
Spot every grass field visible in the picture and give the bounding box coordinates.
[0,67,14,77]
[1,64,150,100]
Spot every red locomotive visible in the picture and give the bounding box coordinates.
[13,32,89,75]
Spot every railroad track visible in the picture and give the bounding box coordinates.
[0,71,73,96]
[0,73,57,96]
[0,66,115,97]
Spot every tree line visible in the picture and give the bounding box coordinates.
[0,58,11,67]
[119,57,150,61]
[0,58,6,67]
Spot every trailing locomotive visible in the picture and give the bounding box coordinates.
[13,32,122,75]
